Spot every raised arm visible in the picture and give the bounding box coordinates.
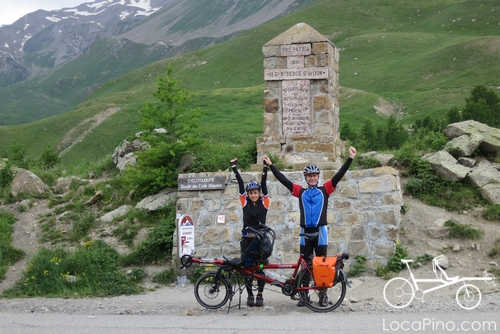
[261,164,268,196]
[262,155,293,192]
[230,158,245,194]
[331,146,357,186]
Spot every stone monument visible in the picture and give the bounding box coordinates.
[257,22,344,170]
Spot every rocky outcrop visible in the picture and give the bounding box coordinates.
[444,120,500,154]
[360,151,395,166]
[97,205,133,223]
[112,139,150,171]
[135,188,177,211]
[420,121,500,204]
[422,151,471,182]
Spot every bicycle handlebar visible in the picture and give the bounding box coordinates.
[243,224,272,235]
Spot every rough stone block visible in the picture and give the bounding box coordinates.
[305,55,318,67]
[347,241,369,257]
[262,45,280,57]
[359,174,397,193]
[340,186,358,198]
[373,166,399,176]
[263,57,276,69]
[375,243,395,258]
[312,41,329,54]
[312,124,334,136]
[313,95,329,110]
[376,211,398,225]
[350,225,366,241]
[264,97,279,113]
[190,199,205,212]
[347,212,360,224]
[386,225,399,240]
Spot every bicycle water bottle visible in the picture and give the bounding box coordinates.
[263,270,286,283]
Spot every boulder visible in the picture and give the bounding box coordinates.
[97,205,133,223]
[135,188,177,211]
[457,157,476,167]
[467,160,500,188]
[116,153,138,171]
[444,120,500,153]
[176,154,196,173]
[422,151,471,181]
[52,176,83,194]
[480,184,500,205]
[373,153,395,166]
[10,169,49,197]
[443,133,483,157]
[112,139,149,171]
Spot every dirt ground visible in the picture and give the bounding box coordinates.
[0,195,499,314]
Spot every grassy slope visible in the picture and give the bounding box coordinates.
[1,0,499,166]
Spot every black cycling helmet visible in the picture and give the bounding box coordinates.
[303,164,320,176]
[246,181,261,192]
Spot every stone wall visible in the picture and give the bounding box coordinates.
[174,167,402,270]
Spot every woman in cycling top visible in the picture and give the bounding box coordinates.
[231,157,269,307]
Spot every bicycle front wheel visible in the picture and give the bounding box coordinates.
[194,272,231,309]
[456,284,481,310]
[383,277,414,308]
[296,268,346,312]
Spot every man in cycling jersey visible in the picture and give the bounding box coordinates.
[262,146,357,306]
[231,157,270,307]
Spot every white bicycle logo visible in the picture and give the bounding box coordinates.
[383,255,496,310]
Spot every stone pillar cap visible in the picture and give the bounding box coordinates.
[264,22,331,46]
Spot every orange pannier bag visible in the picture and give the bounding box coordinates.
[312,254,342,288]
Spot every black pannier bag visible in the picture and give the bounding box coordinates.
[240,226,275,267]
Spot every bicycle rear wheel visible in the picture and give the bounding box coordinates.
[194,272,231,309]
[296,268,346,312]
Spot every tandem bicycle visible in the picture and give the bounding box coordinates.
[383,255,496,310]
[180,225,350,313]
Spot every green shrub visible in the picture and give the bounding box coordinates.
[121,204,176,265]
[483,204,500,221]
[127,267,147,283]
[0,211,25,281]
[443,220,482,240]
[190,266,209,284]
[361,157,381,169]
[2,240,142,297]
[70,211,96,241]
[488,239,500,258]
[38,147,60,169]
[412,253,434,268]
[348,255,366,277]
[376,242,409,279]
[0,163,14,189]
[152,268,177,285]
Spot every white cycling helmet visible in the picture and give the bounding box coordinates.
[303,164,320,176]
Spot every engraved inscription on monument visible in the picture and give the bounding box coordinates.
[287,56,304,68]
[280,43,312,56]
[264,67,328,81]
[282,80,311,135]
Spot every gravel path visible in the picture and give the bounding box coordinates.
[1,277,499,316]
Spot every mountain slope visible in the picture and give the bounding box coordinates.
[0,0,317,125]
[0,0,499,166]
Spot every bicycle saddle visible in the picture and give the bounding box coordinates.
[299,232,319,239]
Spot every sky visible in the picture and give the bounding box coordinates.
[0,0,88,26]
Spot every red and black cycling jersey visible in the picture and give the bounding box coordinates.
[269,158,352,228]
